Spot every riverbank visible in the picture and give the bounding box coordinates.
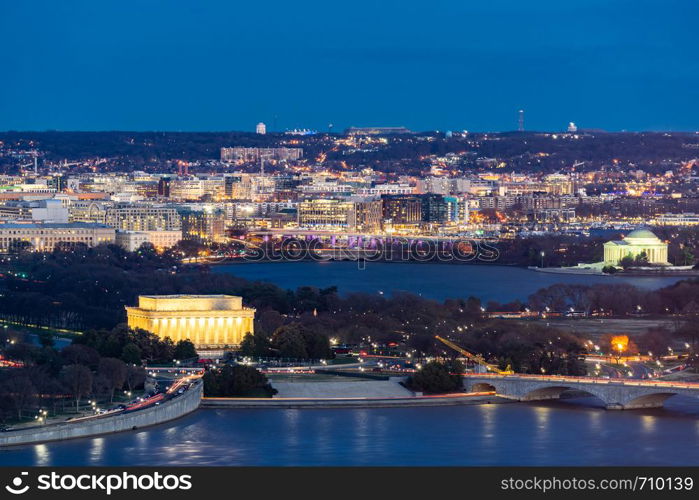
[194,257,526,267]
[5,396,699,466]
[0,381,202,447]
[529,266,605,275]
[201,393,509,409]
[531,266,699,277]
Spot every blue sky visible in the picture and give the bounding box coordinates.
[1,0,697,132]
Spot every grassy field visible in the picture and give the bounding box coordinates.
[329,356,358,365]
[526,318,676,340]
[0,320,79,345]
[266,373,352,383]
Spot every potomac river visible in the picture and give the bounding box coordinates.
[212,261,685,303]
[2,397,699,466]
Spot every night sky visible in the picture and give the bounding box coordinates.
[1,0,697,132]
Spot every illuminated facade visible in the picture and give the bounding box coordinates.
[298,199,353,229]
[101,204,182,232]
[115,230,182,251]
[381,195,421,224]
[126,295,255,349]
[0,222,115,252]
[656,213,699,226]
[298,198,382,232]
[220,147,303,163]
[603,229,669,265]
[345,126,412,135]
[179,208,227,243]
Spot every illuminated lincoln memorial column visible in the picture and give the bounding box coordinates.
[125,295,256,349]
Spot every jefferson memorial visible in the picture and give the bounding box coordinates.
[126,295,255,349]
[603,228,669,266]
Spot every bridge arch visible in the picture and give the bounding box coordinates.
[520,385,610,405]
[522,386,571,401]
[471,382,497,393]
[621,392,679,410]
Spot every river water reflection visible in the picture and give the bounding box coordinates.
[2,396,698,466]
[213,262,685,303]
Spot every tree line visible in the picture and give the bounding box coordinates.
[3,244,699,379]
[0,324,199,423]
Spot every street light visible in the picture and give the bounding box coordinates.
[540,250,545,268]
[615,343,625,365]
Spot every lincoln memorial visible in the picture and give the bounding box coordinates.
[125,295,255,349]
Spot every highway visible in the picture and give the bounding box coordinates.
[61,370,203,426]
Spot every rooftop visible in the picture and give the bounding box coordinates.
[133,295,250,313]
[625,228,659,240]
[0,222,111,229]
[139,294,236,299]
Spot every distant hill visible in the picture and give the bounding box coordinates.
[1,130,697,175]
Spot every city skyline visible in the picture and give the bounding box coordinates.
[2,0,698,133]
[4,0,699,482]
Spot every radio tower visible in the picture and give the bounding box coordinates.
[518,109,525,132]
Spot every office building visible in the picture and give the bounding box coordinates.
[115,230,182,251]
[179,208,227,243]
[0,199,69,223]
[0,222,115,252]
[381,195,422,224]
[103,204,182,232]
[220,147,303,163]
[298,198,382,232]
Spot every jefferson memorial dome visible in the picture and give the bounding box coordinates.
[603,228,669,265]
